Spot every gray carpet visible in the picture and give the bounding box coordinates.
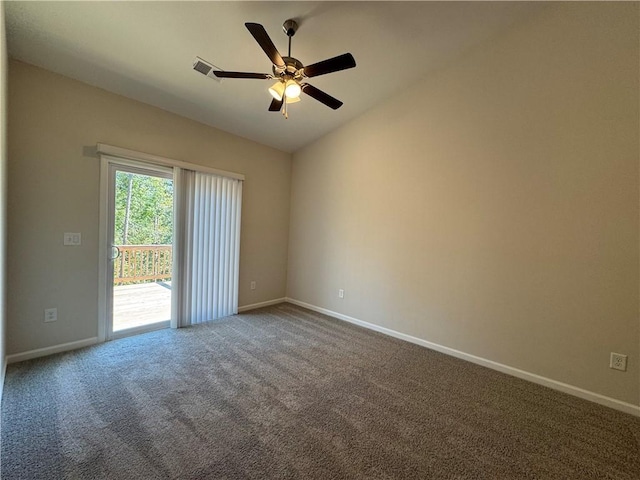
[2,303,639,479]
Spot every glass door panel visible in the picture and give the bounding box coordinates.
[108,165,174,336]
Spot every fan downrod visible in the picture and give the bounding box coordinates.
[274,19,303,78]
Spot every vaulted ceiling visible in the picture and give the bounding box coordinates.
[5,1,545,153]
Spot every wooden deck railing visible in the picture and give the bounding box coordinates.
[114,245,172,284]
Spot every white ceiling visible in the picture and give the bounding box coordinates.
[5,1,544,153]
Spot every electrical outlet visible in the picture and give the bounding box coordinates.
[338,289,344,299]
[250,281,256,290]
[610,352,627,372]
[44,308,57,323]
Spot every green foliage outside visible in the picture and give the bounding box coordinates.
[114,172,173,245]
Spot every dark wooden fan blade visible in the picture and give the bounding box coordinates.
[301,84,343,110]
[302,53,356,78]
[269,98,283,112]
[245,23,285,68]
[213,71,271,79]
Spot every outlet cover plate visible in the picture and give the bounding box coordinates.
[610,352,627,371]
[44,308,57,323]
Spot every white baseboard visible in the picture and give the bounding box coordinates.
[285,298,640,418]
[6,337,99,364]
[238,298,286,313]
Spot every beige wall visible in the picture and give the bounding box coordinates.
[1,1,8,394]
[7,60,291,355]
[288,3,639,406]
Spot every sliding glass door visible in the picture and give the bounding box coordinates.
[98,145,244,342]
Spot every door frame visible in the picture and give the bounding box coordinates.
[98,155,174,341]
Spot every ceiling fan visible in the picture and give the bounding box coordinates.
[211,19,356,118]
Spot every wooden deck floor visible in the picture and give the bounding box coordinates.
[113,282,171,331]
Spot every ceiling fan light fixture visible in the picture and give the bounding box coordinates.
[268,81,285,101]
[284,80,301,99]
[210,21,356,115]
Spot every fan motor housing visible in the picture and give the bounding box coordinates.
[274,56,304,79]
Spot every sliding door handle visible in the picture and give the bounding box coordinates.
[110,245,121,260]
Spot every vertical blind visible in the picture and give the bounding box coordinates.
[177,170,242,326]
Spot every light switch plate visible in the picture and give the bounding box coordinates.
[64,233,82,246]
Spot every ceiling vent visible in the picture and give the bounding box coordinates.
[192,57,222,82]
